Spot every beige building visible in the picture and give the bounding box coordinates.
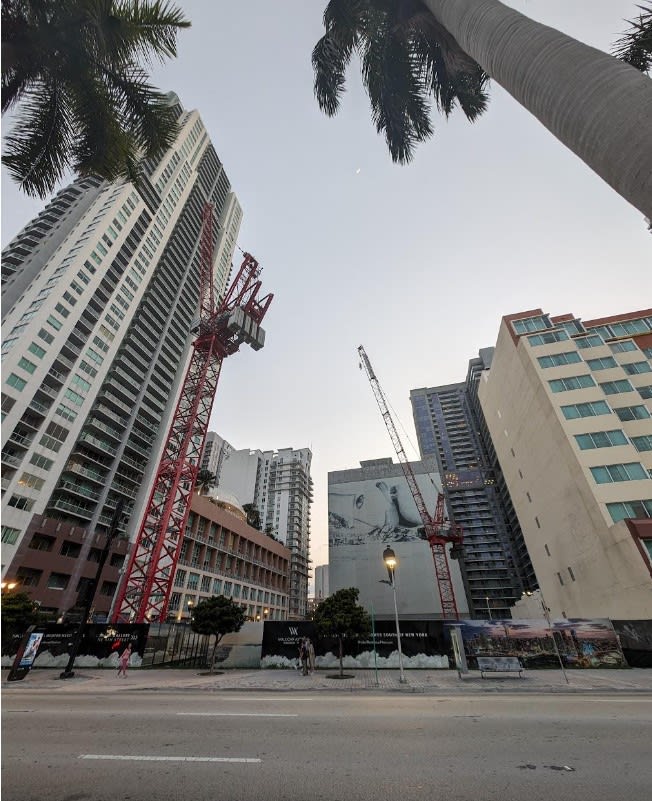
[170,492,291,622]
[478,308,652,620]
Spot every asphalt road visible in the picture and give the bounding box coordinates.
[2,691,651,801]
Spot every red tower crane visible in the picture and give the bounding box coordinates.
[113,203,273,623]
[357,345,462,619]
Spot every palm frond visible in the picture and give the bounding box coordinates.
[1,78,73,197]
[313,0,489,164]
[361,7,432,163]
[103,0,191,66]
[612,3,652,75]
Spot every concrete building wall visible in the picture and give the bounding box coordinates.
[314,564,329,601]
[478,309,652,619]
[328,458,468,620]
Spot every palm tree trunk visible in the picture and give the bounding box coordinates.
[209,635,220,674]
[423,0,652,219]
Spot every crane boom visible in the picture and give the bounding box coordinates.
[358,345,461,619]
[112,204,273,623]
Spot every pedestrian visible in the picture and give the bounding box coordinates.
[307,638,316,674]
[299,638,309,676]
[117,643,132,678]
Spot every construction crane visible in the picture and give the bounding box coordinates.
[357,345,462,619]
[113,203,273,623]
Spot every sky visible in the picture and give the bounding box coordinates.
[2,1,651,576]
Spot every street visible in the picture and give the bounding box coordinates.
[2,689,651,801]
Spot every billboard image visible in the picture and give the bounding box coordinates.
[457,618,627,669]
[328,461,468,619]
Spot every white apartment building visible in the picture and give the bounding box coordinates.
[200,431,232,482]
[1,94,243,615]
[478,308,652,620]
[314,564,329,601]
[210,440,313,619]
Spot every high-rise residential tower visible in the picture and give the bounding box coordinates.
[209,440,313,620]
[478,308,652,620]
[410,350,537,619]
[1,94,243,617]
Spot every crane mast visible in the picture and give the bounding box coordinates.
[358,345,462,619]
[113,204,273,623]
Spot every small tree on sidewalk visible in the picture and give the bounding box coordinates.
[190,595,246,673]
[313,587,371,677]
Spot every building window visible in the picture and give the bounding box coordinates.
[60,540,82,558]
[27,342,46,359]
[100,581,117,596]
[610,340,637,354]
[567,566,576,582]
[537,352,582,368]
[623,361,652,376]
[56,403,78,422]
[1,526,21,544]
[200,576,211,593]
[6,374,27,391]
[544,542,550,555]
[614,405,651,422]
[557,572,564,586]
[47,315,62,330]
[574,334,604,349]
[638,386,652,400]
[29,533,55,551]
[110,553,125,568]
[586,356,617,371]
[561,401,611,420]
[513,316,550,335]
[8,494,35,511]
[16,567,42,587]
[606,500,652,523]
[17,472,45,490]
[574,429,628,450]
[54,303,69,318]
[600,379,634,395]
[536,517,541,529]
[526,491,532,502]
[549,375,595,393]
[47,572,70,590]
[187,572,199,590]
[631,435,652,452]
[212,578,222,594]
[590,462,649,484]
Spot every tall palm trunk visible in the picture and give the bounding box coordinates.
[423,0,652,219]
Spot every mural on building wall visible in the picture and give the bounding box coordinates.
[329,476,432,546]
[328,469,468,617]
[458,618,627,669]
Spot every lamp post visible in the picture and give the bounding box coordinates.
[383,546,406,684]
[1,581,18,592]
[525,590,568,684]
[486,596,492,620]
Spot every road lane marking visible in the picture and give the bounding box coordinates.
[177,712,298,717]
[208,697,314,701]
[80,755,261,763]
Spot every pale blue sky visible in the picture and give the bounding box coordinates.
[2,1,651,572]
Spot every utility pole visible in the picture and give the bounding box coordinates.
[60,499,125,679]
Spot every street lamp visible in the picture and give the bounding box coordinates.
[382,546,406,684]
[1,581,18,592]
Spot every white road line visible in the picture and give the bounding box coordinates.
[593,699,652,703]
[80,755,261,763]
[209,697,314,702]
[177,712,297,717]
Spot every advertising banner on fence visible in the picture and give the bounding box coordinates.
[4,623,149,676]
[261,619,450,669]
[457,618,627,669]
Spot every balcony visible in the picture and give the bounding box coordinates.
[27,397,50,415]
[1,451,22,468]
[49,497,94,519]
[65,462,106,484]
[8,431,33,449]
[79,432,117,456]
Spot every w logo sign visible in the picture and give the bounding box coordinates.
[288,627,299,636]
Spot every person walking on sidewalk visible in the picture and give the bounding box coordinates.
[307,638,316,674]
[117,644,132,678]
[299,638,309,676]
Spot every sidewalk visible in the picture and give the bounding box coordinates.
[4,667,652,695]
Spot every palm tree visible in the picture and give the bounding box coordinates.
[313,0,652,219]
[195,469,216,495]
[612,3,651,75]
[2,0,190,198]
